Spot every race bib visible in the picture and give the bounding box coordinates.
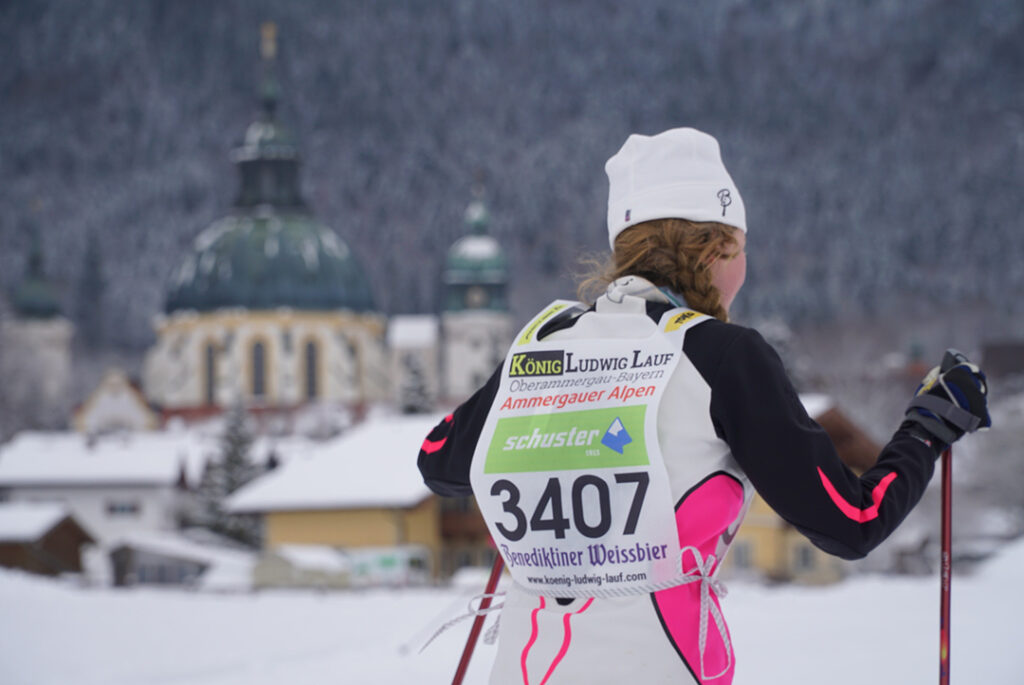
[470,301,709,597]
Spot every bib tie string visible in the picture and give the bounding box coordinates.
[418,592,505,653]
[677,545,732,681]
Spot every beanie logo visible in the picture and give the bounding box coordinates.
[624,209,631,222]
[717,189,732,217]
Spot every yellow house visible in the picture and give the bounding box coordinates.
[720,394,883,585]
[228,413,468,583]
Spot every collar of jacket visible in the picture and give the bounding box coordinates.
[597,276,688,314]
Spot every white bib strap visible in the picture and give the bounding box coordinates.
[678,546,732,681]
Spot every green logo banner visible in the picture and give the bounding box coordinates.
[485,406,648,473]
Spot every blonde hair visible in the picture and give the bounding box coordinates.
[577,219,741,322]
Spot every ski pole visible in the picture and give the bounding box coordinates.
[939,446,952,685]
[452,553,505,685]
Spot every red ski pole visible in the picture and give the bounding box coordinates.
[939,446,952,685]
[452,554,505,685]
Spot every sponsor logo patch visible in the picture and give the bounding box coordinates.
[717,188,732,217]
[664,310,700,332]
[485,406,648,473]
[601,417,633,454]
[509,351,565,377]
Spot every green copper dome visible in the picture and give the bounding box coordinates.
[164,28,374,315]
[11,233,61,319]
[11,277,61,319]
[444,200,507,284]
[444,200,508,311]
[165,212,374,313]
[444,233,508,284]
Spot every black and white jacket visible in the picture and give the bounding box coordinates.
[418,277,940,685]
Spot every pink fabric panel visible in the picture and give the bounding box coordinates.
[653,474,744,683]
[673,474,746,557]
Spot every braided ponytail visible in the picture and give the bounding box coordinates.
[577,219,741,322]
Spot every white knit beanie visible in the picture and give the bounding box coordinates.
[605,127,746,250]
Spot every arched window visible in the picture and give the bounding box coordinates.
[252,341,266,398]
[304,340,319,400]
[204,343,217,406]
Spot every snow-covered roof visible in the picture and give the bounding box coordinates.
[110,530,255,568]
[0,431,217,487]
[799,393,834,419]
[110,530,256,592]
[227,414,441,513]
[274,545,350,573]
[387,315,438,348]
[0,502,73,542]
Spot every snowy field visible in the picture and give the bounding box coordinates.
[3,539,1022,685]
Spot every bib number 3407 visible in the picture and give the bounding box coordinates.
[489,472,649,542]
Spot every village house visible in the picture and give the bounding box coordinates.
[0,431,206,543]
[73,369,160,435]
[227,412,491,586]
[0,501,94,576]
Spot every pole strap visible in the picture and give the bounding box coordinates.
[907,394,981,433]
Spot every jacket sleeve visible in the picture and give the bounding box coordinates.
[417,365,501,497]
[702,327,939,560]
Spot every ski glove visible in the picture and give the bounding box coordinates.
[904,349,991,448]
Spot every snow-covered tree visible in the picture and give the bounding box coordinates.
[193,402,262,547]
[399,353,432,414]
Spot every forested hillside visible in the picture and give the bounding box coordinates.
[2,0,1022,349]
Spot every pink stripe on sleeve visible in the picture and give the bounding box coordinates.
[420,436,447,454]
[817,468,898,523]
[420,414,454,455]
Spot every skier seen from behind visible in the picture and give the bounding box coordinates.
[418,127,991,684]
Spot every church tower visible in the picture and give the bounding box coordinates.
[440,198,513,400]
[0,229,73,429]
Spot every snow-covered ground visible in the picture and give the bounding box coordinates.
[3,539,1022,685]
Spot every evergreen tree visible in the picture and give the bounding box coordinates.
[219,401,256,493]
[399,353,431,414]
[194,402,262,547]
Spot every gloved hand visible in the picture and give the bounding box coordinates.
[904,349,991,448]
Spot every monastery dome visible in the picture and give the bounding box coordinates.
[164,211,374,313]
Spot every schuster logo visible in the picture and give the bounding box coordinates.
[509,350,565,377]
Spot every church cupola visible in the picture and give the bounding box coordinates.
[443,199,508,312]
[11,227,61,320]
